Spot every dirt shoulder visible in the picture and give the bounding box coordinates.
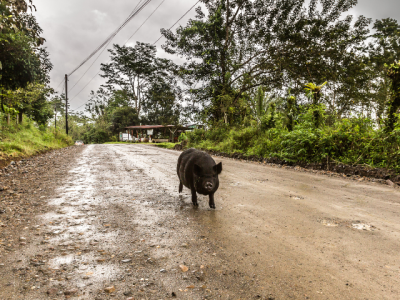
[0,146,85,298]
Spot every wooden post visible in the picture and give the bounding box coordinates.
[65,74,69,135]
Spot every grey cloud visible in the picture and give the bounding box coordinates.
[34,0,199,110]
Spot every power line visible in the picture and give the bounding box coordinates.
[124,0,166,44]
[71,0,168,109]
[153,0,200,45]
[55,78,65,91]
[69,0,166,94]
[68,0,152,77]
[72,0,199,111]
[69,0,146,93]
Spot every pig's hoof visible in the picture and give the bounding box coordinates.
[192,202,199,207]
[209,204,216,209]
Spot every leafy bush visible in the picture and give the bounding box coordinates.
[83,127,110,144]
[186,114,400,172]
[178,132,188,142]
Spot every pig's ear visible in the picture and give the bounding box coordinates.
[214,162,222,174]
[194,164,202,176]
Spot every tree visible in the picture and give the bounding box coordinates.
[3,82,54,125]
[100,42,177,115]
[368,18,400,124]
[50,93,65,129]
[1,2,51,122]
[141,81,181,125]
[0,0,44,47]
[249,87,275,126]
[162,0,370,123]
[1,1,47,90]
[85,87,111,122]
[385,62,400,132]
[109,106,139,135]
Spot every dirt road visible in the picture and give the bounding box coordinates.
[0,144,399,300]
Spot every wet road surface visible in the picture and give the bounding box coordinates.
[1,144,399,299]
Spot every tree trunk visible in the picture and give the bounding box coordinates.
[18,112,23,124]
[7,114,10,125]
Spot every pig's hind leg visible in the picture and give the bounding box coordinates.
[191,188,198,207]
[179,181,183,193]
[209,193,216,209]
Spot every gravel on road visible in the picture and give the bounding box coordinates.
[0,144,399,300]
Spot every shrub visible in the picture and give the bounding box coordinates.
[186,114,400,172]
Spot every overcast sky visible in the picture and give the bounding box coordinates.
[32,0,400,112]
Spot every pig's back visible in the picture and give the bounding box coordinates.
[177,149,197,187]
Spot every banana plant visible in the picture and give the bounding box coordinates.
[304,81,327,105]
[304,81,328,128]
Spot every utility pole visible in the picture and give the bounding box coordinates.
[54,104,57,130]
[65,74,69,135]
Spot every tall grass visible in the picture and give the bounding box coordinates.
[0,117,73,160]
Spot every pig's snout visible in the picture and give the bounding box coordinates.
[205,182,214,191]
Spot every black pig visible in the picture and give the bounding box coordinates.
[177,148,222,209]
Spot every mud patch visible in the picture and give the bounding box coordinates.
[318,218,378,232]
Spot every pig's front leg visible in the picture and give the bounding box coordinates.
[191,188,198,207]
[209,193,216,209]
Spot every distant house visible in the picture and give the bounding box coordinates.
[122,124,192,143]
[185,124,204,130]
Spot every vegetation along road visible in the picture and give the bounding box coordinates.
[0,144,399,300]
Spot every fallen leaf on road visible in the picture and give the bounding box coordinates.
[186,285,195,289]
[104,286,116,293]
[179,265,188,272]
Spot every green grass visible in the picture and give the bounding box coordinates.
[103,141,178,149]
[153,142,178,149]
[103,142,156,145]
[0,119,73,161]
[103,141,131,144]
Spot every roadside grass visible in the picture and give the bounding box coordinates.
[103,142,154,145]
[153,142,178,149]
[186,117,400,173]
[0,119,73,161]
[103,141,178,149]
